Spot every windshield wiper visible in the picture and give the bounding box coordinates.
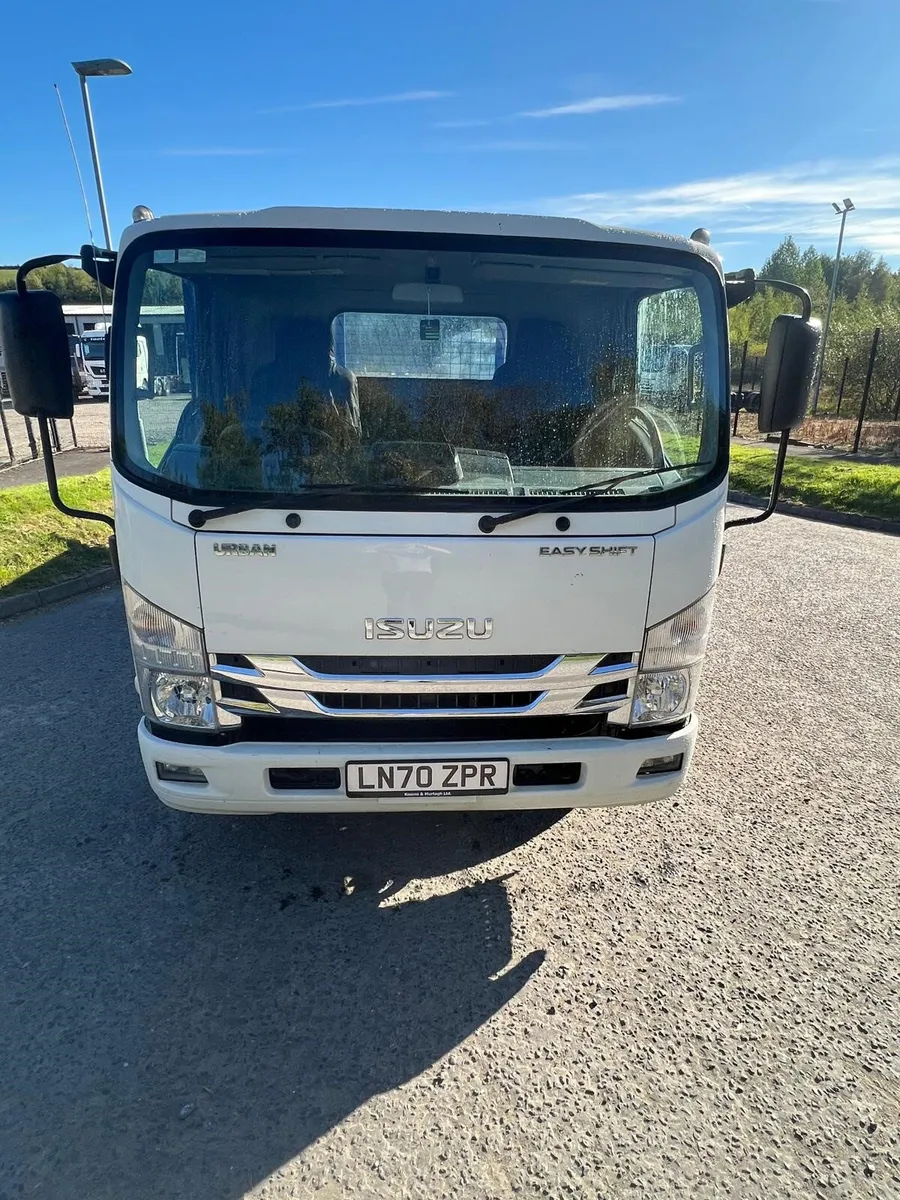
[187,484,441,528]
[186,462,712,529]
[477,462,713,533]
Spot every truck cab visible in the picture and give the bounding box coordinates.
[73,328,109,400]
[0,207,819,814]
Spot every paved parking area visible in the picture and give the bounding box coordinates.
[1,398,188,475]
[1,511,898,1199]
[0,400,110,468]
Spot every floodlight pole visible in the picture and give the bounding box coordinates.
[76,74,113,250]
[811,199,854,414]
[71,59,132,252]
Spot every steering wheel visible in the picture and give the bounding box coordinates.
[572,400,666,469]
[625,405,667,467]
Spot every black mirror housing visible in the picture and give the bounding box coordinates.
[0,289,74,419]
[81,244,116,291]
[758,314,821,434]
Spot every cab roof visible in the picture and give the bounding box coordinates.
[119,206,722,271]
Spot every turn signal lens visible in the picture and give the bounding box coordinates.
[123,584,207,673]
[642,588,716,671]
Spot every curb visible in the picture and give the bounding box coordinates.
[0,566,117,620]
[728,490,900,537]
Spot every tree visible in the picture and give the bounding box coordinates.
[836,250,876,302]
[761,236,802,284]
[758,237,900,315]
[0,263,110,302]
[869,257,892,305]
[142,269,183,305]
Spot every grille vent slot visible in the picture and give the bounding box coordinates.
[310,691,542,712]
[298,655,558,677]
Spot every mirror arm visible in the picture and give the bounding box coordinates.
[16,254,81,297]
[727,271,813,319]
[724,268,756,308]
[80,244,117,291]
[15,249,115,294]
[725,427,790,530]
[724,277,813,531]
[754,277,813,321]
[36,417,115,530]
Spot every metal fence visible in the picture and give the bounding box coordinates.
[813,327,900,420]
[730,329,900,454]
[0,401,110,469]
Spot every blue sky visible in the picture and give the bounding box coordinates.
[3,0,900,267]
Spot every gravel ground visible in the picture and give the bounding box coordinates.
[0,399,186,474]
[0,401,109,468]
[0,510,898,1200]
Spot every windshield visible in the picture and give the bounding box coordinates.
[81,338,106,361]
[117,239,725,503]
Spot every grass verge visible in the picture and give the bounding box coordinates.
[730,445,900,522]
[0,470,113,598]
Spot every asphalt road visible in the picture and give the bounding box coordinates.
[1,511,898,1200]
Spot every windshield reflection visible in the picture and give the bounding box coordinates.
[122,245,722,498]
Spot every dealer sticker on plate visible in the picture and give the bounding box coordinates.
[346,759,509,799]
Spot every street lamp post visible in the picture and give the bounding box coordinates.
[811,197,854,414]
[71,58,132,251]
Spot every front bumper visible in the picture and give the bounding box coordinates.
[137,715,698,814]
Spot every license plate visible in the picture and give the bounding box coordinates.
[346,758,509,799]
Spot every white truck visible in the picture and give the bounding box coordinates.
[0,208,819,814]
[72,327,109,399]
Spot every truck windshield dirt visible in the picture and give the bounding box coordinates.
[119,242,724,503]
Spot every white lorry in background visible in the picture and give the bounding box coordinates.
[0,209,819,815]
[71,327,109,399]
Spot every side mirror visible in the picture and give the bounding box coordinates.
[0,289,75,419]
[758,313,821,434]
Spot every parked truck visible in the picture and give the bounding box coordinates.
[71,327,109,399]
[0,207,818,814]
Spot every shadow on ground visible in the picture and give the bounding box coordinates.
[1,591,557,1199]
[0,537,110,599]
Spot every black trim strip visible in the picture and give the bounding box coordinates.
[145,718,238,746]
[145,712,614,746]
[182,526,675,537]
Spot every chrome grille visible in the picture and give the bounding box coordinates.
[210,652,639,720]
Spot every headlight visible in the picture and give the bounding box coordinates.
[148,672,216,727]
[630,589,716,726]
[632,666,699,725]
[123,585,218,729]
